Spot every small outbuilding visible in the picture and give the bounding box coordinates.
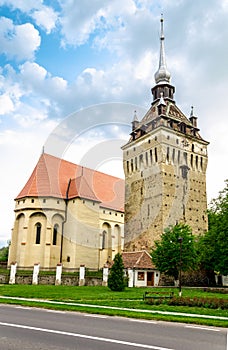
[122,250,160,287]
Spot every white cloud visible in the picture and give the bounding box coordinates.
[0,119,58,245]
[32,7,59,34]
[0,17,40,60]
[0,0,58,33]
[58,0,138,47]
[59,0,106,47]
[0,93,14,114]
[0,0,42,12]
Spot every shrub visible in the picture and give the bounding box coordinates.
[108,253,125,291]
[146,296,228,309]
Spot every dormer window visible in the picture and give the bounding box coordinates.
[180,123,186,134]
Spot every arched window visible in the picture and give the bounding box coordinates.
[155,147,158,162]
[53,224,58,245]
[102,230,106,250]
[135,157,138,171]
[126,160,129,174]
[35,222,41,244]
[166,147,170,162]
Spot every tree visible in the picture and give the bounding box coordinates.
[0,241,10,262]
[151,223,198,280]
[108,253,125,291]
[199,180,228,276]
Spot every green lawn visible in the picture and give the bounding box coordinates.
[0,285,227,327]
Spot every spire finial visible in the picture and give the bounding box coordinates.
[154,15,171,84]
[133,110,138,122]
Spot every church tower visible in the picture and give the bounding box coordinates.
[122,17,209,251]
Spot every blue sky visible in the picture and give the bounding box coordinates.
[0,0,228,247]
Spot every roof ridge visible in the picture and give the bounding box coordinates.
[135,251,144,266]
[43,153,124,181]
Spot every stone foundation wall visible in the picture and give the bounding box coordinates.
[0,273,102,286]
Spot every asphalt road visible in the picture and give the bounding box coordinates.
[0,304,227,350]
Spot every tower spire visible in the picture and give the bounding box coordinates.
[154,15,171,84]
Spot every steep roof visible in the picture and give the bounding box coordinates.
[122,250,156,269]
[16,153,125,212]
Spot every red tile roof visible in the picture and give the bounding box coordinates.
[122,250,156,269]
[16,153,125,212]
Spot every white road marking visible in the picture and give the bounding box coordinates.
[44,309,66,314]
[129,319,158,324]
[0,321,174,350]
[185,325,221,332]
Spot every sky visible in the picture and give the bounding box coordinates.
[0,0,228,247]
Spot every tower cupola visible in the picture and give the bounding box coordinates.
[154,16,171,84]
[151,16,175,104]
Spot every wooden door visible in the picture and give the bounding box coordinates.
[147,271,154,286]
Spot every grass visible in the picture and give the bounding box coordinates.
[0,285,227,327]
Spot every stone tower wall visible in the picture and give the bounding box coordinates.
[123,127,208,251]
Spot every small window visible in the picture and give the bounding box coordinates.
[126,161,129,174]
[57,200,60,204]
[43,199,46,203]
[138,272,145,281]
[150,149,153,163]
[35,223,41,244]
[139,154,143,168]
[180,123,186,133]
[102,231,106,250]
[53,224,58,246]
[166,147,170,162]
[183,152,187,165]
[135,157,138,171]
[196,155,198,169]
[131,159,134,172]
[31,199,34,203]
[145,152,148,166]
[200,157,203,170]
[155,147,158,162]
[177,150,180,164]
[172,149,175,163]
[67,256,70,262]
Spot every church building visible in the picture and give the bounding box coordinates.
[122,17,209,251]
[8,17,209,271]
[8,153,124,269]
